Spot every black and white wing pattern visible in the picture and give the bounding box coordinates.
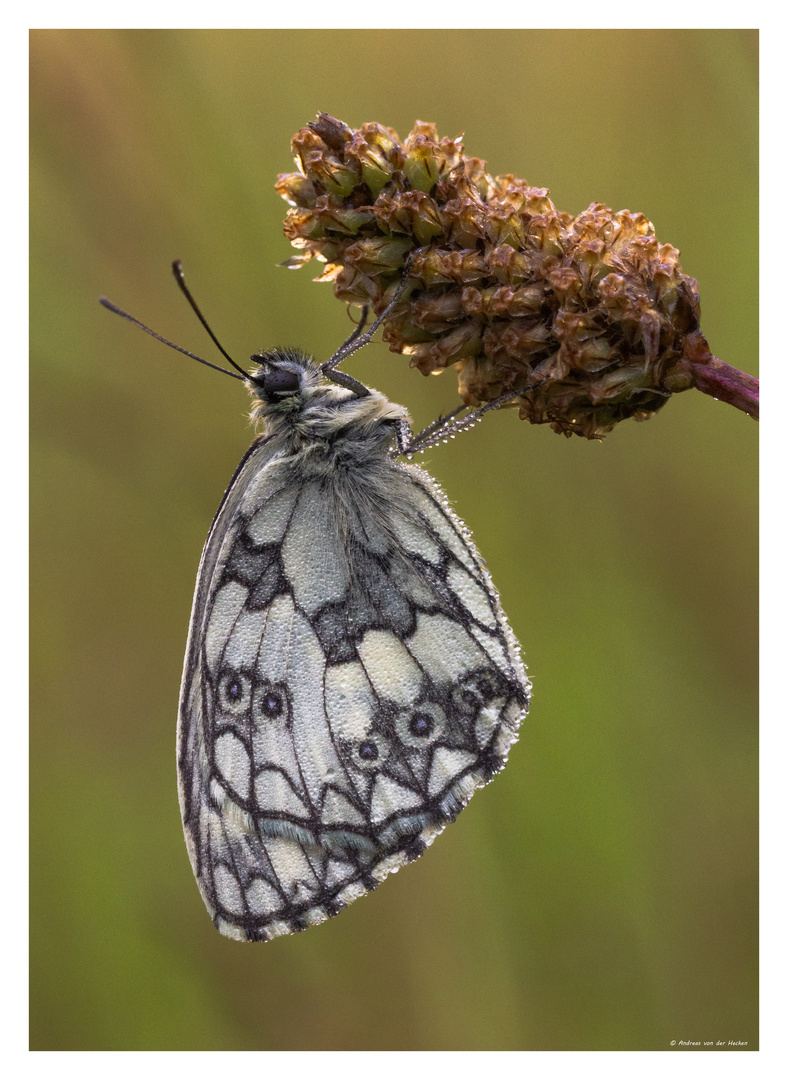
[177,350,530,941]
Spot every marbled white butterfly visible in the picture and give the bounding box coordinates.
[102,263,530,941]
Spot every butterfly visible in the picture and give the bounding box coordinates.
[102,262,530,942]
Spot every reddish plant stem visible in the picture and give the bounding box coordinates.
[692,357,759,419]
[679,331,759,420]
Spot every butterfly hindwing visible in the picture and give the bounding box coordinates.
[178,427,528,941]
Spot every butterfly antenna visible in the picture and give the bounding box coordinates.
[172,260,251,379]
[99,296,246,381]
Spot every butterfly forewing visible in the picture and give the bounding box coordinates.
[177,353,529,941]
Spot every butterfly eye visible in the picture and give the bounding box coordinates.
[262,367,301,395]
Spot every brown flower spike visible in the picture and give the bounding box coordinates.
[276,114,758,439]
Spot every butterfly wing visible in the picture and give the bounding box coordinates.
[178,442,530,941]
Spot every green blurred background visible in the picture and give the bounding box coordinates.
[30,29,757,1051]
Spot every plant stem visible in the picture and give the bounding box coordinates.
[679,331,759,420]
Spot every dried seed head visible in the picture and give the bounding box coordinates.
[277,113,705,439]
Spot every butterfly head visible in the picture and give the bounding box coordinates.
[246,346,409,450]
[246,348,320,409]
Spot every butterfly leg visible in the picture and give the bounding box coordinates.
[391,407,464,457]
[409,404,467,444]
[321,253,415,386]
[392,417,414,455]
[402,390,522,455]
[340,305,370,348]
